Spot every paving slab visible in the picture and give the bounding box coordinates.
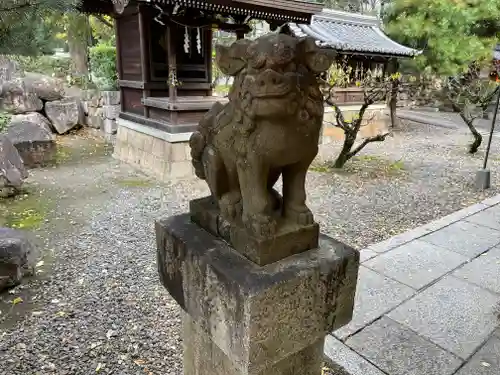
[419,220,500,258]
[420,203,489,232]
[364,240,468,289]
[359,248,378,263]
[346,317,463,375]
[465,205,500,231]
[324,334,386,375]
[481,195,500,207]
[388,276,500,359]
[366,226,433,253]
[453,247,500,294]
[455,336,500,375]
[334,266,415,340]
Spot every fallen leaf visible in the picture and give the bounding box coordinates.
[36,260,45,268]
[56,311,66,317]
[481,361,491,367]
[95,363,103,372]
[106,330,115,340]
[134,359,146,366]
[11,297,23,305]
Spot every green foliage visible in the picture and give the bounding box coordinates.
[0,0,78,56]
[89,42,117,90]
[8,55,71,77]
[89,15,115,45]
[384,0,500,75]
[0,111,11,132]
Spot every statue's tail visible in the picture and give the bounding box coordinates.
[189,102,225,179]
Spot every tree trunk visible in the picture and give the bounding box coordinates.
[67,14,90,76]
[334,136,356,168]
[454,106,483,154]
[467,123,482,154]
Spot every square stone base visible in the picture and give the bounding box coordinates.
[183,312,325,375]
[156,214,359,375]
[190,196,319,265]
[113,124,194,180]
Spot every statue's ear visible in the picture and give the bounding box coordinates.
[299,37,336,74]
[215,39,250,76]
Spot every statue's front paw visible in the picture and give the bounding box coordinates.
[285,206,315,226]
[243,213,277,238]
[220,191,243,221]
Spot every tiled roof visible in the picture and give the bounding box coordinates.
[288,9,420,57]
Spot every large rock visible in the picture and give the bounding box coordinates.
[0,78,43,114]
[3,120,56,167]
[0,228,36,291]
[23,72,65,101]
[0,135,28,197]
[45,98,79,134]
[10,112,54,133]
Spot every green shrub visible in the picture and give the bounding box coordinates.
[89,42,118,91]
[7,55,72,78]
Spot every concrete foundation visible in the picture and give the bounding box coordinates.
[156,214,359,375]
[113,119,194,180]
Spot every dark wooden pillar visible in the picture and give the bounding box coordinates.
[206,29,213,96]
[114,16,124,113]
[138,4,150,117]
[166,25,177,102]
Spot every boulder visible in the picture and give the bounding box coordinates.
[63,95,86,126]
[23,72,65,101]
[45,98,79,134]
[0,135,28,197]
[0,227,36,291]
[0,78,43,114]
[3,120,56,168]
[10,112,54,133]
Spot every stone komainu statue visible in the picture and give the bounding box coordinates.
[189,33,334,237]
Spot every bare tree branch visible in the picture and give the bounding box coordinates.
[347,132,391,159]
[94,14,112,28]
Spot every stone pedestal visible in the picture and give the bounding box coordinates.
[156,214,359,375]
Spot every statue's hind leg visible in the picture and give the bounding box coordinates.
[282,154,316,226]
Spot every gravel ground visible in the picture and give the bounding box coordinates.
[1,122,499,374]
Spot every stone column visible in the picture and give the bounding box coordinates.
[156,33,359,375]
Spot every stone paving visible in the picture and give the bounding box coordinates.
[397,109,500,137]
[325,194,500,375]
